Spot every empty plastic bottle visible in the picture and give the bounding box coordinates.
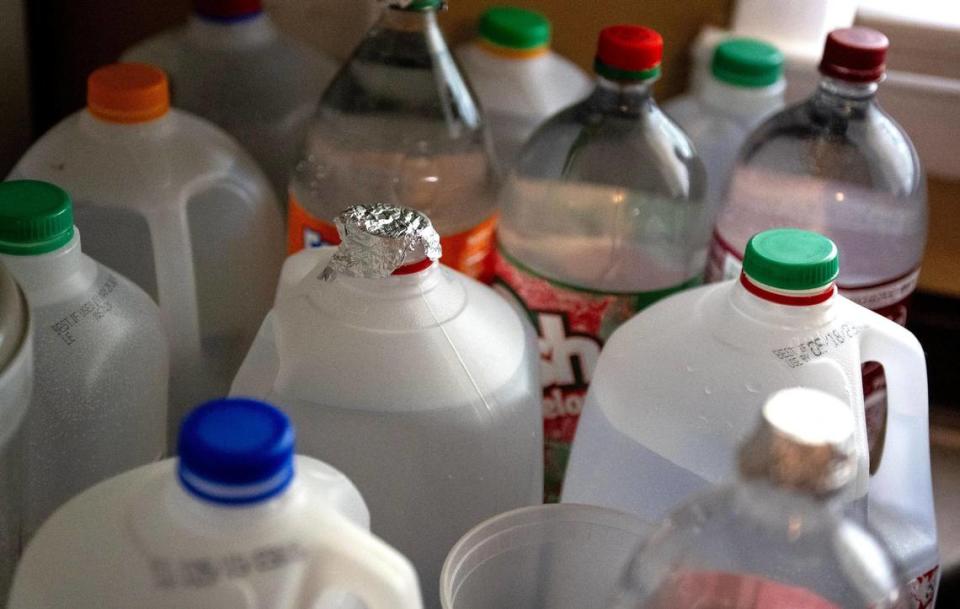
[288,0,500,283]
[10,64,284,444]
[264,0,380,62]
[232,204,542,608]
[707,28,927,484]
[0,180,169,540]
[455,6,593,165]
[663,37,784,220]
[8,397,423,609]
[122,0,338,195]
[616,388,905,609]
[563,228,938,608]
[493,24,708,501]
[0,261,31,602]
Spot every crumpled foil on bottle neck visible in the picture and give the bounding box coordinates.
[320,204,442,281]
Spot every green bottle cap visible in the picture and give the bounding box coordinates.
[479,6,550,50]
[711,37,784,88]
[0,180,75,256]
[398,0,442,11]
[743,228,839,291]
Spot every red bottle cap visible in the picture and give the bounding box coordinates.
[194,0,262,21]
[818,27,888,83]
[594,25,663,81]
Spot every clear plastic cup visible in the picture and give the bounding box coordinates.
[441,504,650,609]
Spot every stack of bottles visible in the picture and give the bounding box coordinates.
[0,0,940,607]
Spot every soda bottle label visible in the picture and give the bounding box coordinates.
[288,194,498,282]
[494,246,699,502]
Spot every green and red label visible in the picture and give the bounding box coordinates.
[493,246,699,502]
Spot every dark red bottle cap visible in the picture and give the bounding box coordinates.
[818,27,888,83]
[195,0,262,21]
[594,25,663,81]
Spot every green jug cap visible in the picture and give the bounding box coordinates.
[397,0,442,11]
[0,180,75,256]
[743,228,839,291]
[479,6,550,50]
[711,37,784,88]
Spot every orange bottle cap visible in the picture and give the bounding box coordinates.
[87,63,170,124]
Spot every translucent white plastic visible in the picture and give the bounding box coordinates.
[231,247,543,608]
[8,456,423,609]
[455,42,593,165]
[563,277,937,595]
[0,263,32,601]
[0,231,169,540]
[123,13,338,195]
[663,75,784,220]
[11,110,284,443]
[441,504,651,609]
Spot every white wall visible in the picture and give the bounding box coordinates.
[0,0,30,175]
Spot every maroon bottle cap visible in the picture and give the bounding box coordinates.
[195,0,262,21]
[818,27,888,83]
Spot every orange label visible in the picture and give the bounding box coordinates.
[288,194,497,283]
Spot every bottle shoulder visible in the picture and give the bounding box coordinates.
[518,99,705,199]
[737,99,924,196]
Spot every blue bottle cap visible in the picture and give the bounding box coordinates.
[177,398,295,505]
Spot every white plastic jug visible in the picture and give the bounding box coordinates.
[0,180,169,540]
[0,260,31,602]
[122,0,337,196]
[10,64,284,443]
[8,397,422,609]
[454,6,593,165]
[232,205,543,609]
[563,228,938,607]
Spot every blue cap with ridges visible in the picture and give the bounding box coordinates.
[177,398,295,505]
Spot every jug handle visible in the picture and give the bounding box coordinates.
[295,508,423,609]
[859,318,934,519]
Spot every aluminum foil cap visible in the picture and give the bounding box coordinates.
[321,204,442,281]
[738,387,857,497]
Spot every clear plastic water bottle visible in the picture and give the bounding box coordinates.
[0,180,169,541]
[663,37,784,220]
[563,228,939,608]
[288,0,500,283]
[493,24,708,501]
[8,398,422,609]
[10,64,284,445]
[455,6,593,165]
[122,0,338,196]
[707,28,927,486]
[232,204,542,609]
[0,260,31,602]
[616,388,905,609]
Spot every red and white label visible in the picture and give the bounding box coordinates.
[494,247,698,502]
[288,194,498,283]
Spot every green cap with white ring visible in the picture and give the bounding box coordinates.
[743,228,839,291]
[0,180,75,256]
[712,38,784,88]
[392,0,442,11]
[479,6,550,50]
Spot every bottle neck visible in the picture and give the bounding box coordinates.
[335,260,443,296]
[698,76,785,119]
[187,11,277,48]
[167,466,299,530]
[733,481,841,533]
[378,6,440,34]
[588,76,656,115]
[729,272,838,327]
[810,76,878,121]
[0,232,94,301]
[80,109,174,140]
